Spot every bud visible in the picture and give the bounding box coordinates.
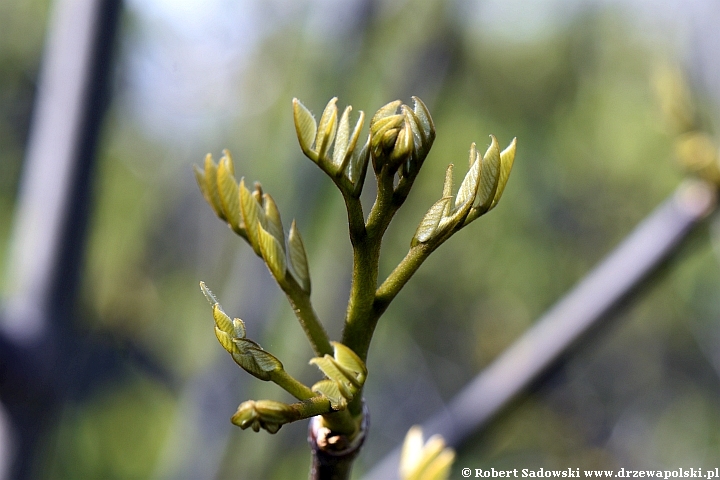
[232,399,296,434]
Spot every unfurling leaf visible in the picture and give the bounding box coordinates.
[257,221,287,281]
[311,379,347,410]
[346,138,370,188]
[214,327,237,355]
[217,151,242,232]
[309,342,367,410]
[411,96,435,143]
[475,135,501,211]
[212,303,234,336]
[490,137,517,210]
[316,97,338,162]
[239,178,264,255]
[455,143,481,208]
[310,356,355,398]
[371,100,402,126]
[196,154,226,221]
[412,197,452,246]
[293,98,317,159]
[231,337,282,381]
[331,342,367,382]
[288,220,311,293]
[343,110,366,172]
[332,105,352,170]
[263,194,285,251]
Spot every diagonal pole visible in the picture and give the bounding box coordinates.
[0,0,123,478]
[364,179,717,480]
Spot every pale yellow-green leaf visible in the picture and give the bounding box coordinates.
[309,356,347,386]
[293,98,317,158]
[262,193,285,252]
[490,137,517,210]
[239,178,263,255]
[391,119,414,164]
[331,341,367,383]
[232,338,272,380]
[455,143,482,208]
[412,197,452,246]
[371,100,401,126]
[332,105,352,169]
[212,303,234,336]
[257,221,287,281]
[232,317,246,338]
[248,346,283,374]
[316,97,338,162]
[442,164,454,215]
[346,137,370,186]
[341,110,365,172]
[217,154,241,231]
[215,327,237,355]
[476,135,501,211]
[201,154,226,221]
[370,114,404,159]
[311,379,346,410]
[288,220,311,293]
[405,107,428,151]
[411,96,435,141]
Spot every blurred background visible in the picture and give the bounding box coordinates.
[2,0,720,478]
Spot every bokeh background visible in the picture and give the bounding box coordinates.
[2,0,720,478]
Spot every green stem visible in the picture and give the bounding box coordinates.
[374,243,432,315]
[270,369,316,400]
[281,273,333,357]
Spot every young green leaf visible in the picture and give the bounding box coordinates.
[288,220,311,293]
[412,197,452,246]
[293,98,317,159]
[316,97,338,162]
[217,153,241,232]
[310,356,354,399]
[455,143,482,208]
[199,154,226,221]
[411,96,435,142]
[311,379,346,410]
[490,137,517,210]
[215,327,238,356]
[263,193,285,252]
[331,341,367,382]
[475,135,501,211]
[257,221,287,281]
[231,338,276,380]
[332,105,352,170]
[212,303,235,336]
[239,178,263,255]
[371,100,402,126]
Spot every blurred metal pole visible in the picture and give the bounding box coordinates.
[1,0,119,342]
[364,179,717,480]
[0,0,122,478]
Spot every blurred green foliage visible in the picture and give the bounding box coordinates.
[2,0,720,478]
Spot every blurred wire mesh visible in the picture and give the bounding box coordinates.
[2,0,720,479]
